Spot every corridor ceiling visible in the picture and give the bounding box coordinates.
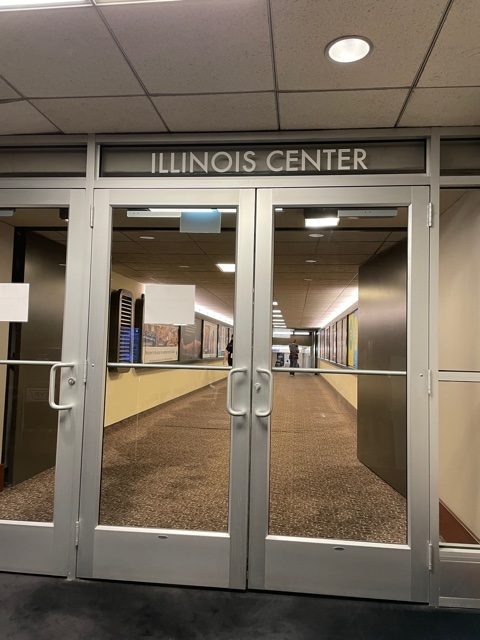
[0,0,479,135]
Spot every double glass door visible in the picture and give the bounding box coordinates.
[76,185,430,602]
[0,184,430,602]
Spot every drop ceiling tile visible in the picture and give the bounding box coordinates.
[0,101,58,135]
[279,90,407,129]
[399,88,480,126]
[31,97,166,133]
[419,0,480,87]
[0,78,19,100]
[102,0,274,93]
[271,0,447,90]
[0,7,143,97]
[152,93,277,132]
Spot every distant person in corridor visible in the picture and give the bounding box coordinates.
[289,339,299,375]
[224,335,234,367]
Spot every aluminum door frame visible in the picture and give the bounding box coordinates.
[77,188,255,589]
[249,186,430,601]
[0,188,90,577]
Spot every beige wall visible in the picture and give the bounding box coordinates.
[318,360,357,409]
[439,191,480,539]
[106,271,227,426]
[0,222,14,461]
[111,270,145,300]
[105,364,227,426]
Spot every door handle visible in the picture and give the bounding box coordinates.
[226,367,247,417]
[255,367,273,418]
[49,362,75,411]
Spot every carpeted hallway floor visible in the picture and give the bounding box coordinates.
[0,373,406,543]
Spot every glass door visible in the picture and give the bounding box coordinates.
[249,186,431,601]
[77,188,255,588]
[0,188,90,576]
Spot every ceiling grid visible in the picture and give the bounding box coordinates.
[0,0,478,134]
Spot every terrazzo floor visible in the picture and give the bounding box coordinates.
[0,374,406,543]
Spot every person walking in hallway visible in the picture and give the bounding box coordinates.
[224,334,233,367]
[289,339,299,375]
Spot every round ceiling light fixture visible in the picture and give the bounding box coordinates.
[326,36,372,63]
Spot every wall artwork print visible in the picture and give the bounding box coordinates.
[217,325,230,358]
[202,320,218,359]
[143,324,179,363]
[348,310,358,368]
[179,317,203,361]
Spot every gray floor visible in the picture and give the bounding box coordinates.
[1,572,479,640]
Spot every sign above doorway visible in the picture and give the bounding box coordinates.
[100,140,426,177]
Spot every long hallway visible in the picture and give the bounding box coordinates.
[0,373,406,544]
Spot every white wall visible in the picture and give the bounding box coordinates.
[439,191,480,539]
[0,222,14,461]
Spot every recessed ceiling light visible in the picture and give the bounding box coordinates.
[272,301,279,306]
[305,259,317,264]
[216,263,235,273]
[139,236,155,240]
[308,233,324,238]
[274,208,284,213]
[326,36,372,64]
[305,217,339,228]
[178,265,190,268]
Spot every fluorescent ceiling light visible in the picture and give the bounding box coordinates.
[195,304,232,326]
[326,37,372,63]
[309,233,324,238]
[294,331,310,336]
[337,209,397,218]
[274,208,284,212]
[0,0,87,6]
[305,217,339,228]
[272,301,278,306]
[139,236,155,240]
[319,291,359,328]
[216,263,235,273]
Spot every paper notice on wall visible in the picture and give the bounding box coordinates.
[0,283,29,322]
[144,284,195,326]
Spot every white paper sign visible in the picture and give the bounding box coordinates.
[144,284,195,326]
[0,283,29,322]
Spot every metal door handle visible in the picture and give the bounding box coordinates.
[255,367,273,417]
[49,362,75,411]
[226,367,247,416]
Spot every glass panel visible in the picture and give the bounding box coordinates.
[0,209,68,522]
[439,381,480,546]
[440,139,480,176]
[99,206,236,531]
[269,205,408,543]
[439,189,480,372]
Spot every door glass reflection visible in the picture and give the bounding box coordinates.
[269,206,408,544]
[99,206,236,532]
[0,209,68,522]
